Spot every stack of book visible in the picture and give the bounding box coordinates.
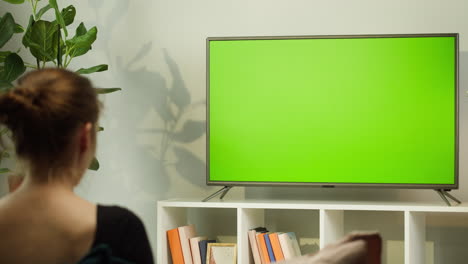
[167,224,216,264]
[248,227,302,264]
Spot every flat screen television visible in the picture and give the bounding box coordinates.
[207,33,458,189]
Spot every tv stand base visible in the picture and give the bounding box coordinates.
[202,186,233,202]
[435,189,461,206]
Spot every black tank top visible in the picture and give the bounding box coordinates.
[92,205,154,264]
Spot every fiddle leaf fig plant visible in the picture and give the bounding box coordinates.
[0,0,121,173]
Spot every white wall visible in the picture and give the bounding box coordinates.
[1,0,468,263]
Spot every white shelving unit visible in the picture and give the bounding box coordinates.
[157,199,468,264]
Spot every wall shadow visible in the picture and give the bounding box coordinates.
[100,47,206,197]
[80,0,207,201]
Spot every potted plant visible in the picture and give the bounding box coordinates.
[0,0,120,176]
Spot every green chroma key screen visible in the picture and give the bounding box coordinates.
[208,35,457,186]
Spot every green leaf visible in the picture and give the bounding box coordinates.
[75,22,87,37]
[22,15,34,48]
[66,26,97,58]
[76,64,108,74]
[57,37,65,66]
[14,23,23,33]
[2,0,24,4]
[29,20,59,62]
[2,53,25,83]
[98,126,104,132]
[0,168,10,174]
[95,88,121,94]
[89,157,99,170]
[36,4,52,20]
[61,5,75,26]
[49,0,68,37]
[0,13,15,48]
[0,51,11,63]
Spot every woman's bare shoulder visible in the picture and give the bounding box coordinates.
[0,193,18,222]
[0,191,97,264]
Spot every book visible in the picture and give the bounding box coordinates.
[190,236,207,264]
[278,233,293,260]
[199,239,216,264]
[278,232,301,259]
[268,233,285,261]
[249,227,267,264]
[264,233,276,263]
[256,232,270,264]
[178,225,197,264]
[167,228,185,264]
[248,230,262,264]
[287,232,302,257]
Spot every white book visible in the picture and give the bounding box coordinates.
[288,232,302,257]
[178,225,197,264]
[278,233,294,259]
[278,232,301,259]
[190,236,207,264]
[248,230,262,264]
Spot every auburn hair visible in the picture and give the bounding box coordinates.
[0,68,100,175]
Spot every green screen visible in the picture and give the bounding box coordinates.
[208,35,457,186]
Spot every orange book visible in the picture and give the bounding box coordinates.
[269,233,285,261]
[167,228,185,264]
[256,233,270,264]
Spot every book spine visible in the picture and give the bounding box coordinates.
[287,232,302,257]
[199,241,207,264]
[190,238,202,264]
[167,228,185,264]
[264,234,276,263]
[248,230,262,264]
[278,233,294,260]
[257,233,270,264]
[269,233,285,261]
[178,225,196,264]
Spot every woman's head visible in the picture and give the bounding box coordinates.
[0,68,100,181]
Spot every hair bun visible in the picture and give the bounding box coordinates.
[0,87,41,130]
[0,68,100,172]
[12,86,44,108]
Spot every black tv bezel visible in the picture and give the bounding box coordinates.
[206,33,459,189]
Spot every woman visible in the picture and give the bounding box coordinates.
[0,69,153,264]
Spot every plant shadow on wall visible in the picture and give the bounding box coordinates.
[83,0,206,196]
[112,47,206,196]
[153,50,206,190]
